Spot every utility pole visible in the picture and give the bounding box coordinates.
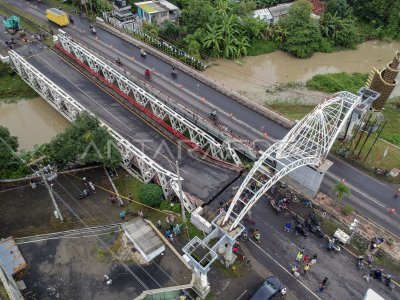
[175,161,186,224]
[41,167,63,222]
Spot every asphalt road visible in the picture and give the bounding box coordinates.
[5,0,399,237]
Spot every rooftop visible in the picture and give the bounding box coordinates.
[268,3,292,17]
[0,236,27,275]
[135,1,168,14]
[253,8,273,20]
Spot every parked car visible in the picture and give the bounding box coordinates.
[250,276,286,299]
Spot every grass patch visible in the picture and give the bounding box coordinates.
[306,72,368,94]
[333,131,400,183]
[247,40,280,56]
[381,97,400,147]
[0,63,38,101]
[320,218,339,237]
[268,101,315,121]
[97,248,111,263]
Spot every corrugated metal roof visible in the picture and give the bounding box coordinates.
[269,3,292,17]
[253,8,273,20]
[0,237,27,275]
[135,1,168,14]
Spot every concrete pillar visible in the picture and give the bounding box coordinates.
[192,269,210,299]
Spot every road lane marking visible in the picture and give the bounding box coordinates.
[236,289,247,300]
[249,240,322,300]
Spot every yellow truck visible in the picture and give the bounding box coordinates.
[45,8,69,26]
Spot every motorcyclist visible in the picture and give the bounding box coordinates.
[69,15,74,24]
[140,48,146,56]
[91,27,96,34]
[144,69,151,77]
[210,110,217,118]
[327,237,334,251]
[373,268,383,281]
[357,255,364,269]
[116,57,122,65]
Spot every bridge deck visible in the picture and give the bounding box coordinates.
[24,49,238,201]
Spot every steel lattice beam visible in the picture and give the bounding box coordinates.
[56,30,241,166]
[224,92,361,229]
[8,50,179,199]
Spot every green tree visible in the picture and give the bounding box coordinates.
[331,181,351,202]
[159,21,181,41]
[44,112,121,168]
[280,0,322,58]
[181,0,213,33]
[138,183,164,207]
[235,36,251,58]
[142,21,159,37]
[94,0,113,12]
[320,13,359,48]
[0,126,25,178]
[325,0,352,18]
[241,16,267,41]
[202,24,223,57]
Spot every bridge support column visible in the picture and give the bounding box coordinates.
[192,269,210,299]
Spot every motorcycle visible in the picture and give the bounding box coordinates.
[69,16,74,24]
[270,198,288,212]
[383,274,394,290]
[91,27,96,35]
[116,59,122,67]
[356,255,364,270]
[78,189,90,199]
[144,69,151,79]
[209,110,217,120]
[140,49,147,57]
[327,237,341,252]
[304,218,324,238]
[171,68,177,78]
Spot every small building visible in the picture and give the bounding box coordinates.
[253,8,273,23]
[122,218,165,262]
[135,0,180,24]
[253,2,292,24]
[268,3,292,24]
[0,237,27,276]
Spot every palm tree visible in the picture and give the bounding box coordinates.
[320,12,342,39]
[331,181,351,201]
[235,36,250,58]
[202,24,223,57]
[223,36,238,58]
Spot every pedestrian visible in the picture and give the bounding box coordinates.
[157,220,162,229]
[119,210,126,221]
[109,194,116,204]
[310,254,317,266]
[219,200,224,208]
[304,263,310,275]
[169,233,174,242]
[165,229,171,238]
[138,210,144,218]
[291,265,300,278]
[303,254,309,264]
[220,207,225,213]
[284,222,291,232]
[364,273,372,282]
[88,181,96,193]
[366,255,374,266]
[128,193,133,200]
[296,251,304,262]
[225,203,229,212]
[317,277,328,293]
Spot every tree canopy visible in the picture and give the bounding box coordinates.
[138,183,164,207]
[0,126,27,178]
[42,112,121,168]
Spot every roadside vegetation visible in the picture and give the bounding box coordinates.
[0,62,37,101]
[0,113,121,179]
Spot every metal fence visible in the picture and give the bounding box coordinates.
[102,12,207,71]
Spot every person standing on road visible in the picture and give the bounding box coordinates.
[296,251,303,262]
[119,210,126,221]
[284,222,291,232]
[253,229,261,243]
[317,277,328,292]
[88,181,96,193]
[157,220,162,229]
[303,254,309,264]
[310,254,317,266]
[304,263,310,275]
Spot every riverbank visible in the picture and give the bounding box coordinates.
[0,63,37,101]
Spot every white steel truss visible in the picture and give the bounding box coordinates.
[56,30,241,166]
[224,92,361,229]
[8,50,179,199]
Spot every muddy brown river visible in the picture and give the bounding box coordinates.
[0,97,69,151]
[204,40,400,103]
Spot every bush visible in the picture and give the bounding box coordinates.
[159,200,181,213]
[342,204,354,215]
[138,183,164,207]
[247,40,280,56]
[306,72,368,94]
